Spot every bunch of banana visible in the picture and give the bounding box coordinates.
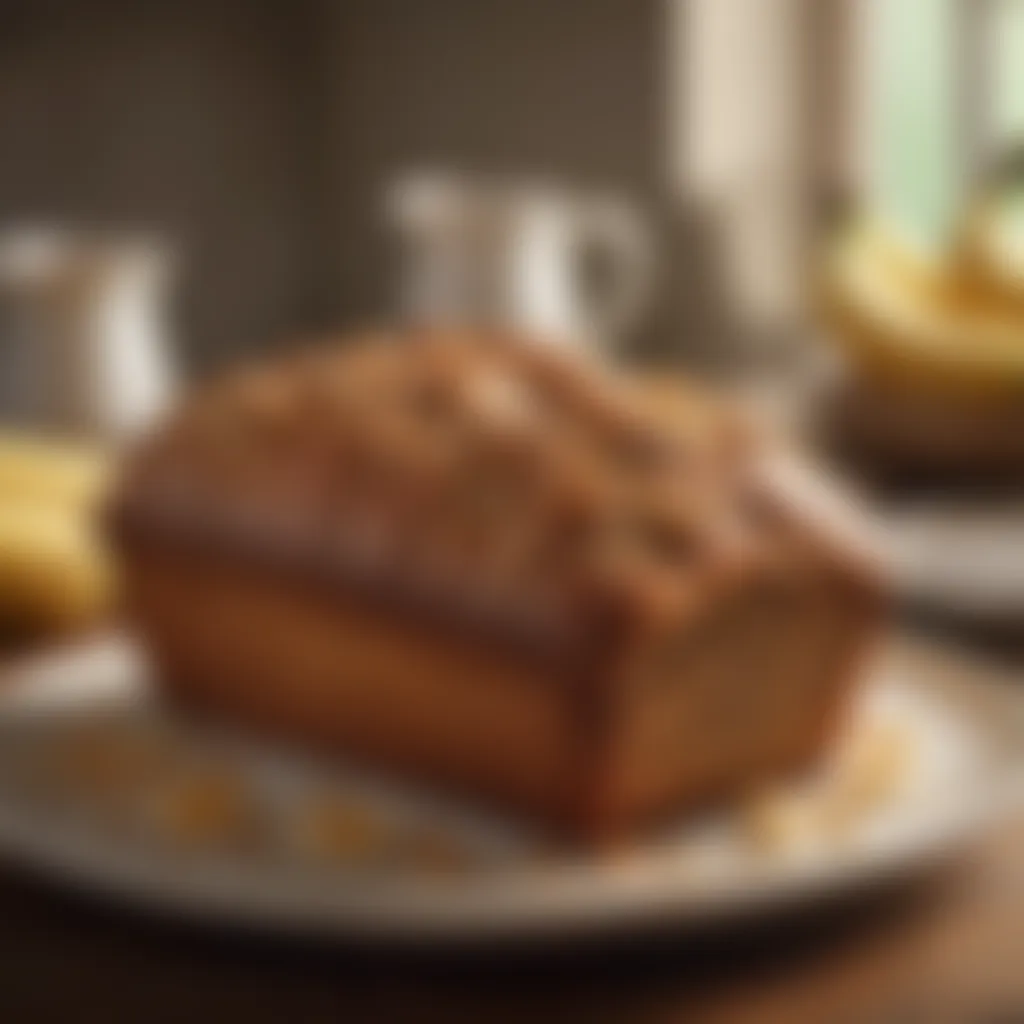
[0,434,116,640]
[822,217,1024,404]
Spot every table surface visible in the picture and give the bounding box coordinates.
[0,630,1021,1024]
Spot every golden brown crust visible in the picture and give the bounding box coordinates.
[113,333,808,649]
[111,331,884,841]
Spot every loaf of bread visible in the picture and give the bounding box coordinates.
[110,332,883,841]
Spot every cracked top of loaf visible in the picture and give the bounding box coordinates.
[113,331,847,659]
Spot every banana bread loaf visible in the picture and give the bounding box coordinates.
[110,332,884,841]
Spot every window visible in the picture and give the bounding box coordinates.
[866,0,1024,249]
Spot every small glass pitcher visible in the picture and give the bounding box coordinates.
[0,230,176,441]
[388,172,652,352]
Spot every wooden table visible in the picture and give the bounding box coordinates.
[0,634,1021,1023]
[0,820,1020,1023]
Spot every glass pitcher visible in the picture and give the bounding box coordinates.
[0,230,176,441]
[387,172,652,353]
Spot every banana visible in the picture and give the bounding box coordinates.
[0,433,112,509]
[822,219,1024,401]
[0,435,116,637]
[954,192,1024,313]
[0,499,114,633]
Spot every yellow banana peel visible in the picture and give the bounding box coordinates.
[953,193,1024,313]
[0,433,112,509]
[0,434,116,637]
[822,218,1024,402]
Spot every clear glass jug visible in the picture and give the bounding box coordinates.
[0,230,176,441]
[388,172,652,352]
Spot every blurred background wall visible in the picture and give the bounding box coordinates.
[0,1,328,368]
[0,0,667,369]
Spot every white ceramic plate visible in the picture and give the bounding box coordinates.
[0,633,1020,942]
[883,502,1024,622]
